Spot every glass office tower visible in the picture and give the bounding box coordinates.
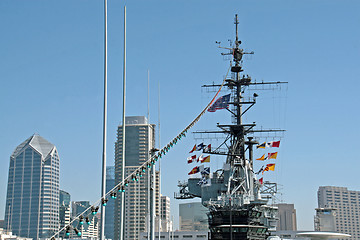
[105,166,115,240]
[114,116,160,240]
[4,134,60,239]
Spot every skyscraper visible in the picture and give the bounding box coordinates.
[105,166,115,240]
[318,186,360,239]
[179,202,208,231]
[276,203,297,231]
[4,134,60,239]
[71,201,91,218]
[114,116,160,240]
[314,207,336,232]
[160,195,171,232]
[59,190,71,231]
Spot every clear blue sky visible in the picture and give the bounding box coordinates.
[1,0,359,231]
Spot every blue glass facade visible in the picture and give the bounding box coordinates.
[4,135,60,239]
[105,166,115,240]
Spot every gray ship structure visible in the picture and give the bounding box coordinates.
[176,15,287,240]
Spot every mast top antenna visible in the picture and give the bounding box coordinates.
[234,14,239,43]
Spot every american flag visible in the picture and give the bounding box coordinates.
[208,94,231,112]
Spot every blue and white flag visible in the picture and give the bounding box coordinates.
[196,143,206,151]
[208,94,231,112]
[201,167,210,176]
[197,177,211,187]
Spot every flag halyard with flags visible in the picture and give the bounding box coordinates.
[267,152,278,159]
[267,141,280,148]
[201,167,210,176]
[256,140,281,149]
[256,142,266,149]
[188,166,200,175]
[207,94,231,112]
[200,155,210,163]
[187,155,196,164]
[256,166,264,174]
[204,144,211,153]
[262,164,275,174]
[189,143,211,153]
[259,177,263,184]
[197,143,206,151]
[198,167,211,187]
[256,154,266,161]
[189,144,197,153]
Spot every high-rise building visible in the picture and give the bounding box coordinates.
[105,166,115,240]
[114,116,160,240]
[276,203,297,231]
[179,202,208,231]
[71,201,91,218]
[60,190,71,206]
[71,201,99,238]
[318,186,360,239]
[314,207,336,232]
[4,134,60,239]
[79,213,100,239]
[0,220,4,229]
[59,190,71,230]
[160,195,171,232]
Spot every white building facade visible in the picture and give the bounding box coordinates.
[318,186,360,239]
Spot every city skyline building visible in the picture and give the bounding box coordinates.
[314,207,336,232]
[70,201,99,238]
[4,134,60,239]
[179,202,208,231]
[276,203,297,231]
[105,166,115,240]
[60,190,71,206]
[59,190,71,231]
[160,195,171,232]
[78,213,100,239]
[114,116,160,240]
[318,186,360,240]
[71,201,91,218]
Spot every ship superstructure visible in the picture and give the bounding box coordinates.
[176,15,286,240]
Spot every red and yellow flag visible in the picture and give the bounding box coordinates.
[189,144,197,153]
[188,166,200,175]
[200,155,210,163]
[262,164,275,174]
[267,152,278,159]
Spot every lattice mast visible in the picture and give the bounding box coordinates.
[220,14,257,200]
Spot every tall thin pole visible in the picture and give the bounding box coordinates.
[147,70,151,239]
[150,155,155,240]
[120,5,127,240]
[157,82,161,238]
[100,0,108,239]
[147,70,150,122]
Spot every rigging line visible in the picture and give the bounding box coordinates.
[50,66,231,240]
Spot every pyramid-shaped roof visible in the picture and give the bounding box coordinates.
[11,134,56,159]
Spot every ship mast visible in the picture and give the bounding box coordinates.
[225,14,255,197]
[176,14,287,240]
